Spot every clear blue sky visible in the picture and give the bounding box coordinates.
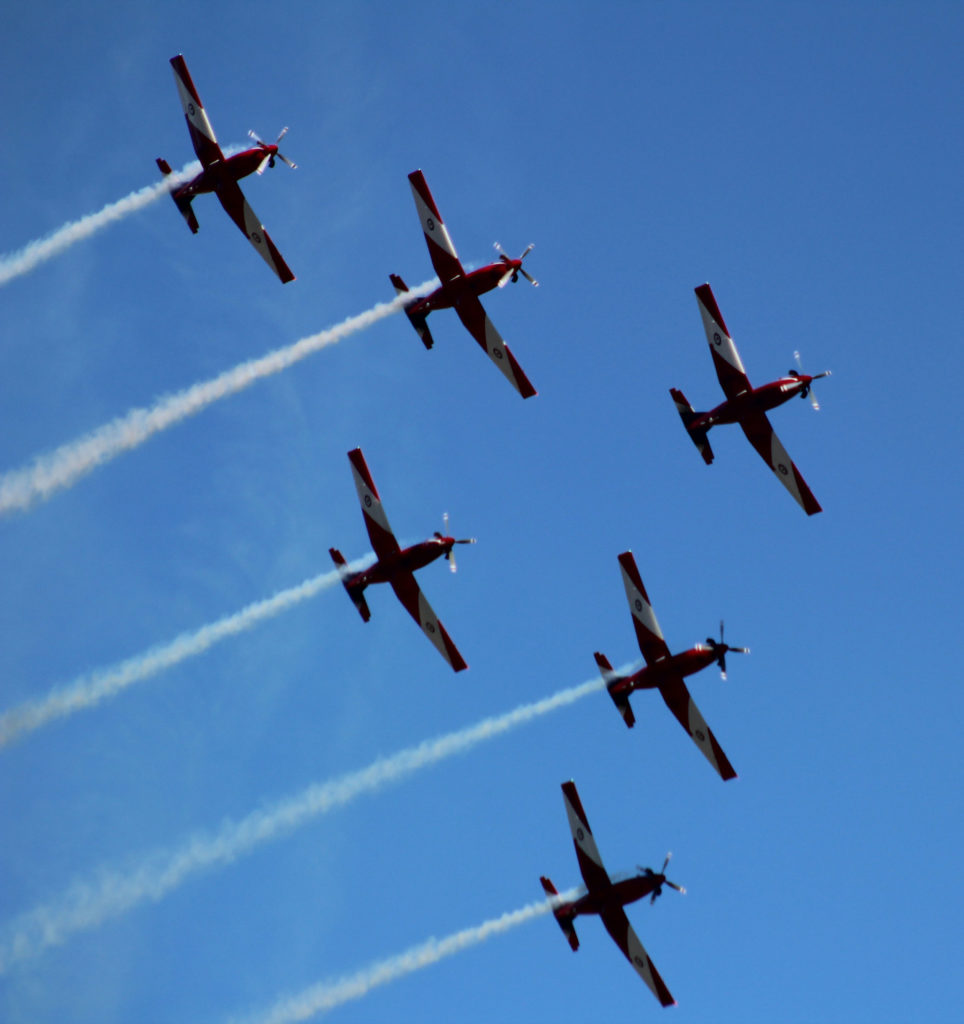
[1,2,962,1021]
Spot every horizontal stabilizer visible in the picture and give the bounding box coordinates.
[390,274,434,349]
[169,192,199,234]
[329,547,371,622]
[669,387,714,464]
[540,876,579,951]
[595,652,635,728]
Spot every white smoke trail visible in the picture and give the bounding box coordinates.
[0,557,372,749]
[0,280,436,517]
[232,890,581,1024]
[0,674,606,972]
[0,159,207,286]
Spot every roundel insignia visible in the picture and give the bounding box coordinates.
[713,331,722,346]
[634,598,643,612]
[634,955,646,968]
[364,495,372,507]
[251,232,262,245]
[494,349,503,360]
[695,729,706,743]
[426,217,435,232]
[576,827,584,841]
[778,463,789,476]
[427,622,436,634]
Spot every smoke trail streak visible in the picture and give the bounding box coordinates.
[0,557,372,749]
[232,890,581,1024]
[0,280,437,517]
[0,674,607,972]
[0,159,207,286]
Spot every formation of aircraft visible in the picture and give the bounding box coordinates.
[146,58,836,1007]
[156,54,296,283]
[671,283,830,514]
[390,169,539,399]
[329,447,475,673]
[540,781,683,1007]
[594,551,747,781]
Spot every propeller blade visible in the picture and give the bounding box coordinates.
[665,880,686,893]
[276,152,298,169]
[661,853,672,875]
[255,154,270,176]
[794,350,829,410]
[497,267,514,288]
[276,126,290,144]
[520,267,539,287]
[248,129,266,145]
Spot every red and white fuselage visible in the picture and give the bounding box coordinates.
[607,643,722,700]
[691,372,821,431]
[169,144,283,202]
[342,535,460,589]
[403,257,529,317]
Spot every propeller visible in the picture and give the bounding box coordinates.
[249,127,298,174]
[494,242,539,288]
[436,512,476,573]
[638,853,686,905]
[790,350,831,410]
[705,620,749,680]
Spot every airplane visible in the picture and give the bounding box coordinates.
[670,283,830,514]
[390,169,538,398]
[594,551,747,781]
[156,54,296,283]
[540,780,683,1008]
[328,447,475,672]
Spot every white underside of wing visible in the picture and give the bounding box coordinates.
[698,300,746,376]
[411,187,459,262]
[769,430,807,506]
[620,568,664,642]
[173,75,218,148]
[624,920,664,1000]
[684,693,726,775]
[415,588,449,661]
[563,790,604,870]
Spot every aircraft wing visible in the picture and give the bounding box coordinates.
[347,447,401,562]
[214,179,295,283]
[389,571,468,672]
[658,675,737,781]
[169,55,224,168]
[739,412,822,515]
[454,294,537,398]
[561,781,612,895]
[695,283,752,401]
[408,170,466,285]
[617,552,671,666]
[599,906,676,1007]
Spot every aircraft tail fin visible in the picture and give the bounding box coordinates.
[669,387,714,464]
[540,876,579,951]
[329,548,371,622]
[595,651,636,728]
[390,273,435,349]
[156,158,173,176]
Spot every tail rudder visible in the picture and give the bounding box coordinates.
[595,652,636,728]
[390,273,435,349]
[329,548,371,622]
[540,876,579,951]
[669,387,714,465]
